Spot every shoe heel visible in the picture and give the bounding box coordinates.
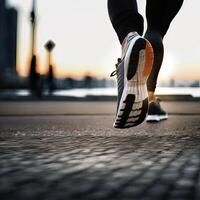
[143,41,154,77]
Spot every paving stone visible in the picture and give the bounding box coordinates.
[1,115,200,200]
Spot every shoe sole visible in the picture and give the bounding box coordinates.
[114,37,153,129]
[146,114,168,122]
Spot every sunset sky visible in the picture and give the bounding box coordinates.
[7,0,200,82]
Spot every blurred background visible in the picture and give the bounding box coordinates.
[0,0,200,100]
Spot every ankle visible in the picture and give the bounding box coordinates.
[148,91,156,101]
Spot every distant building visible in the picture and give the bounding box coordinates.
[0,0,18,86]
[169,79,175,87]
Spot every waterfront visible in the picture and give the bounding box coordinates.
[1,87,199,97]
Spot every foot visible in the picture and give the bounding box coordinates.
[146,98,168,122]
[111,32,154,129]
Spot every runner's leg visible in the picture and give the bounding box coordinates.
[107,0,144,44]
[145,0,184,95]
[107,0,154,128]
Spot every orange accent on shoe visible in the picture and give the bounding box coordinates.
[143,41,154,77]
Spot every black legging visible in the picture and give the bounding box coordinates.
[108,0,184,92]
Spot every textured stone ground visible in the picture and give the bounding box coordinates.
[1,112,200,200]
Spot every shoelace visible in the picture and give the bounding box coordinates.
[110,58,122,77]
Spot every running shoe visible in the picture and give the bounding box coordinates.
[111,32,154,129]
[146,98,168,122]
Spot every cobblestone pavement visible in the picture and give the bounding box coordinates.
[1,115,200,200]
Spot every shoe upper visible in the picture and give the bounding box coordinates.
[148,99,167,116]
[148,98,167,115]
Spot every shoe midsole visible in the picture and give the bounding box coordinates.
[146,114,168,121]
[115,74,148,127]
[127,38,146,80]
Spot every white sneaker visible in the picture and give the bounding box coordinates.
[146,98,168,122]
[111,32,154,129]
